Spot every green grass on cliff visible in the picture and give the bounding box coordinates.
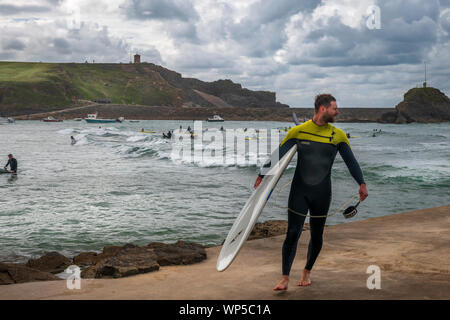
[404,87,449,104]
[0,62,181,115]
[0,62,53,82]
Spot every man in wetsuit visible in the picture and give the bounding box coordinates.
[254,94,368,290]
[4,154,17,173]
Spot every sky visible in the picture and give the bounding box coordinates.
[0,0,449,108]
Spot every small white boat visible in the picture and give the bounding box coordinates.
[207,115,224,122]
[85,112,121,123]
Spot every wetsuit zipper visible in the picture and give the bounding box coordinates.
[298,130,335,142]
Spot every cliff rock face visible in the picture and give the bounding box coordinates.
[147,63,289,109]
[382,87,450,123]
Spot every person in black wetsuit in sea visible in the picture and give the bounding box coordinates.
[4,154,17,173]
[254,94,368,290]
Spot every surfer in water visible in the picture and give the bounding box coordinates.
[254,94,368,290]
[4,154,17,174]
[71,136,76,145]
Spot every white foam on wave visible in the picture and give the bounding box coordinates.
[72,134,88,146]
[57,128,75,135]
[126,135,147,142]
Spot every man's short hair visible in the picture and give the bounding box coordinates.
[314,94,336,112]
[8,154,12,157]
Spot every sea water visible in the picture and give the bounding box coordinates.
[0,120,449,262]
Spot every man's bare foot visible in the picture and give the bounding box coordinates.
[273,276,289,291]
[298,269,312,286]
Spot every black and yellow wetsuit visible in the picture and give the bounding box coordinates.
[259,120,365,275]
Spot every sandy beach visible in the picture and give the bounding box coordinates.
[0,205,448,300]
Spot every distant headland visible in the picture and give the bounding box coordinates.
[1,61,449,123]
[0,61,288,117]
[379,87,450,123]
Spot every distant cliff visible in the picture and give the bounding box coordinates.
[380,87,450,123]
[0,61,288,117]
[146,63,289,109]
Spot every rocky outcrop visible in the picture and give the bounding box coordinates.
[381,87,450,123]
[72,252,103,267]
[145,63,289,109]
[248,220,310,240]
[147,240,207,266]
[81,244,160,279]
[1,240,208,284]
[80,241,207,279]
[26,251,72,274]
[0,262,59,285]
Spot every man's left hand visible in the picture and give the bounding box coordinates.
[359,183,368,201]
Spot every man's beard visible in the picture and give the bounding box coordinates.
[322,113,335,123]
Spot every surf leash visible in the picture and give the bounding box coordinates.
[273,179,361,218]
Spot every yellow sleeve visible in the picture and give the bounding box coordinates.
[280,125,300,147]
[333,127,350,147]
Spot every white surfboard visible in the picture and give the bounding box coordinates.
[216,144,297,272]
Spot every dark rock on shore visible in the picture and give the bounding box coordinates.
[381,87,450,123]
[72,252,102,267]
[248,220,310,241]
[1,239,208,284]
[26,251,72,274]
[81,242,207,279]
[82,244,160,279]
[0,262,59,285]
[147,240,207,266]
[249,220,288,240]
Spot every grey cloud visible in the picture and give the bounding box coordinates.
[173,51,234,70]
[3,39,26,50]
[226,0,321,57]
[0,50,15,60]
[0,21,134,63]
[239,20,288,57]
[45,0,64,5]
[439,0,450,8]
[245,0,320,25]
[123,0,198,22]
[53,38,71,54]
[379,0,440,23]
[283,1,441,67]
[441,9,450,33]
[165,20,199,42]
[0,4,51,15]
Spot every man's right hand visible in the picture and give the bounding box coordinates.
[254,176,263,189]
[359,183,368,201]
